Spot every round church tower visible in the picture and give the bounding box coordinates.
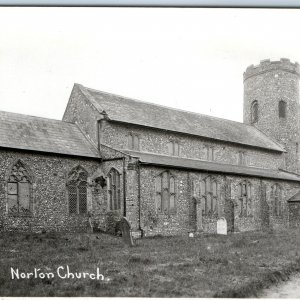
[243,58,300,173]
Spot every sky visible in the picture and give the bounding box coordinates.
[0,7,300,122]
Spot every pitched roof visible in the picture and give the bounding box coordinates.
[0,110,99,158]
[124,150,300,182]
[78,84,285,152]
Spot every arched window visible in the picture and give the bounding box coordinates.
[107,168,121,210]
[205,146,214,161]
[167,141,180,156]
[251,100,258,123]
[238,181,252,217]
[279,100,287,118]
[155,171,176,214]
[200,176,218,216]
[7,160,32,215]
[67,166,88,214]
[127,133,140,151]
[272,183,282,216]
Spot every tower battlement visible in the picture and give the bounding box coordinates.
[243,58,300,81]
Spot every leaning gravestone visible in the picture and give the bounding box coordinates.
[119,217,135,247]
[217,217,227,235]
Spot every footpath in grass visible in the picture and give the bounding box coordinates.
[1,228,300,297]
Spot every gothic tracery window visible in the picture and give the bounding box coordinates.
[107,168,121,211]
[251,100,258,123]
[238,181,252,217]
[7,160,32,215]
[67,166,88,215]
[200,176,218,216]
[155,171,176,214]
[272,183,282,216]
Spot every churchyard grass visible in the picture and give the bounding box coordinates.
[1,229,300,297]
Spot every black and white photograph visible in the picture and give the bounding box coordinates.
[2,5,300,298]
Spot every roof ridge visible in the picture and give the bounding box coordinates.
[83,84,251,127]
[0,109,72,125]
[80,84,284,153]
[77,84,106,114]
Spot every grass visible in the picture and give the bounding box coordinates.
[1,229,300,297]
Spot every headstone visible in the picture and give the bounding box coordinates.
[119,217,135,247]
[217,217,227,235]
[80,234,91,250]
[87,214,93,233]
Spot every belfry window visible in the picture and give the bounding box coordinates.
[155,171,176,214]
[67,166,88,215]
[7,160,32,215]
[279,100,287,118]
[251,100,258,123]
[107,168,121,211]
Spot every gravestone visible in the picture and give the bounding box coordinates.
[217,217,227,235]
[87,213,93,233]
[188,232,194,238]
[80,234,91,250]
[119,217,135,247]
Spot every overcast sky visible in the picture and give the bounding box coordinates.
[0,8,300,122]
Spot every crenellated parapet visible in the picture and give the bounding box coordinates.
[243,58,300,81]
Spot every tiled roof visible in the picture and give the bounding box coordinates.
[124,150,300,182]
[0,110,99,158]
[78,84,285,152]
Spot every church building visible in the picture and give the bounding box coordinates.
[1,58,300,237]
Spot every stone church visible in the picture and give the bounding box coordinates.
[1,58,300,237]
